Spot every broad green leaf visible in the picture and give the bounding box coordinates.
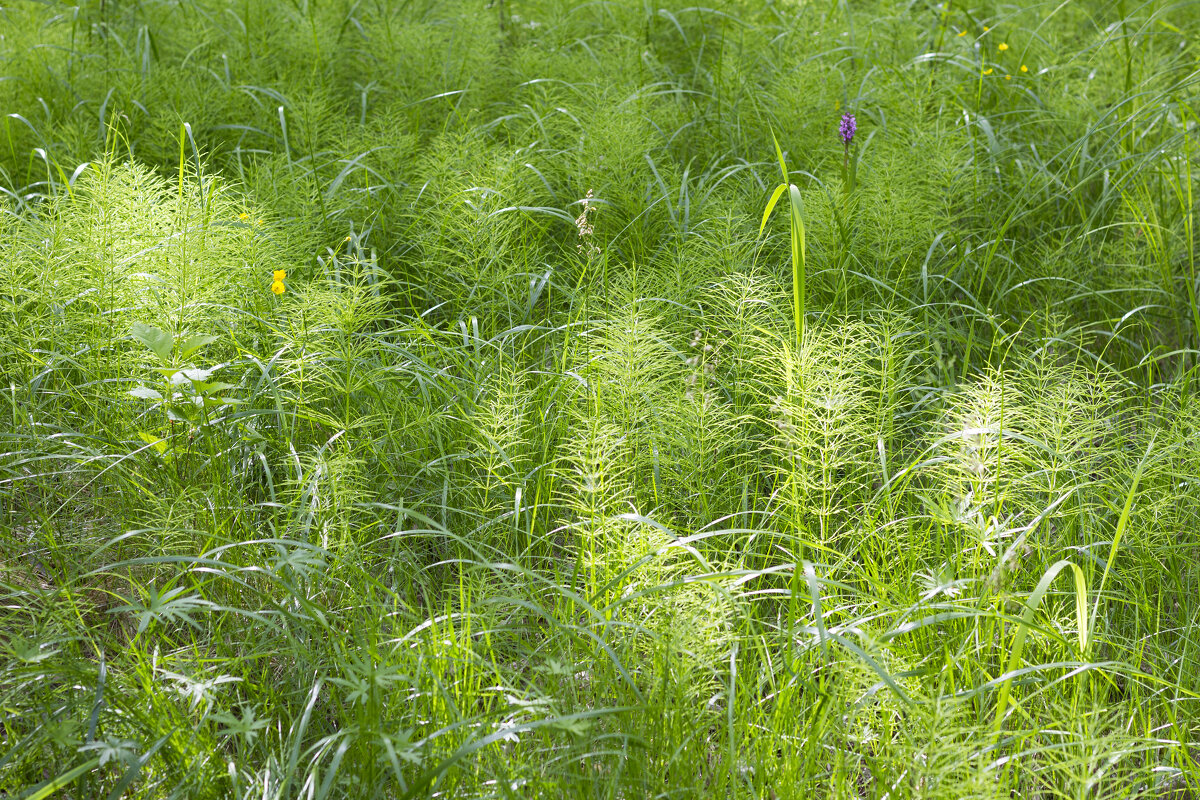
[172,367,216,384]
[194,380,236,394]
[131,323,173,363]
[788,182,806,346]
[138,432,168,454]
[166,407,196,424]
[177,333,217,360]
[770,128,789,181]
[759,183,789,239]
[128,386,162,401]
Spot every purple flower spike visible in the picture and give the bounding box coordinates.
[839,112,857,145]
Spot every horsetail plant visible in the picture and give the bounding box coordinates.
[3,0,1200,797]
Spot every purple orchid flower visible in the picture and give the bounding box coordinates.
[839,113,857,145]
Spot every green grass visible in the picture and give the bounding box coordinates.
[1,0,1199,797]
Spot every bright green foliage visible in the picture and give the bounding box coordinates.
[2,0,1200,798]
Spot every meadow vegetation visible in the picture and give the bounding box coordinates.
[2,0,1200,796]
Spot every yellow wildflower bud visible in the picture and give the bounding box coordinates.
[998,42,1009,51]
[957,30,966,37]
[238,212,251,220]
[271,281,285,295]
[273,270,286,282]
[1020,64,1029,73]
[983,26,990,32]
[983,68,993,75]
[1005,74,1011,80]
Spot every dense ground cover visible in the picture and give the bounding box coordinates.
[2,0,1200,796]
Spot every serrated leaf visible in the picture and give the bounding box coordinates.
[131,323,173,363]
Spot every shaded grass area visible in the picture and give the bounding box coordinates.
[1,0,1199,796]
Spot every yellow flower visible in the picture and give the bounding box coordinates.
[273,270,286,282]
[983,68,994,75]
[238,212,250,220]
[1005,74,1012,80]
[255,219,264,226]
[1020,64,1029,73]
[271,281,285,295]
[957,30,966,37]
[343,236,351,243]
[998,42,1009,51]
[983,26,990,32]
